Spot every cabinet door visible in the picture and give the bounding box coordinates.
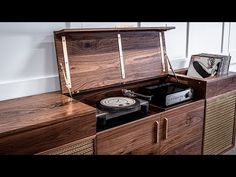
[203,91,236,155]
[96,114,161,155]
[160,100,205,155]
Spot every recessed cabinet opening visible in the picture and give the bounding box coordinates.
[71,75,204,131]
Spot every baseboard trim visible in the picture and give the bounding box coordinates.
[0,75,60,101]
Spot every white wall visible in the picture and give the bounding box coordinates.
[0,23,67,101]
[141,22,187,60]
[188,22,222,55]
[71,22,137,28]
[0,22,235,101]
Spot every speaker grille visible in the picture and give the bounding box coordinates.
[37,136,95,155]
[203,91,236,155]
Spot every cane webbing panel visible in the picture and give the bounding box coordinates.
[203,91,236,155]
[38,136,94,155]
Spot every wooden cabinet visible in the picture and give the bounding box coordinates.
[96,114,162,155]
[96,100,205,155]
[1,28,236,155]
[160,100,205,155]
[0,92,96,155]
[170,71,236,154]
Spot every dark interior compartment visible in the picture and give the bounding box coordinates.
[73,76,167,108]
[137,82,194,108]
[72,75,205,131]
[72,77,164,131]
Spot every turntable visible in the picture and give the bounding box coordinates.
[98,97,140,112]
[96,95,149,129]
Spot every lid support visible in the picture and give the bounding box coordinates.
[160,32,179,83]
[61,36,73,98]
[117,34,126,79]
[159,32,166,72]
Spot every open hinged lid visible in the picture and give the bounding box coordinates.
[54,27,175,95]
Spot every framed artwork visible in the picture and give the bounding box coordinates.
[187,53,231,79]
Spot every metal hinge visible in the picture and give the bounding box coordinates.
[159,32,167,73]
[61,36,72,98]
[117,33,126,79]
[159,32,179,83]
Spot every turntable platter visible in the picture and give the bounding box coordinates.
[98,97,140,111]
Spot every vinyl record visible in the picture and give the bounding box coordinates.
[97,97,140,112]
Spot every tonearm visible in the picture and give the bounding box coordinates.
[122,89,153,101]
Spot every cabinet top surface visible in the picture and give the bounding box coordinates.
[0,92,95,138]
[54,27,175,34]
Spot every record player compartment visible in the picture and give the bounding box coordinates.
[72,78,167,131]
[96,99,205,155]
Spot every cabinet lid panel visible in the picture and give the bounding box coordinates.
[54,27,175,94]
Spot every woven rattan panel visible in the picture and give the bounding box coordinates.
[37,136,94,155]
[203,91,236,155]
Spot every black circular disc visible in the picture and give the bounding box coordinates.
[97,97,140,112]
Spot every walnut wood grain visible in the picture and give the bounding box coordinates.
[120,31,164,83]
[0,113,95,154]
[54,28,171,95]
[160,100,205,155]
[96,113,162,155]
[0,91,96,138]
[54,32,122,94]
[205,73,236,98]
[163,137,202,155]
[96,99,204,155]
[127,143,160,155]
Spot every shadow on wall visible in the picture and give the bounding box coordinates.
[0,22,64,100]
[16,35,58,78]
[14,35,60,94]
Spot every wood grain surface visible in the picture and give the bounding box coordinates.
[120,31,164,83]
[0,91,96,138]
[96,113,162,155]
[160,100,205,154]
[54,32,122,94]
[54,28,170,95]
[0,113,95,154]
[205,72,236,98]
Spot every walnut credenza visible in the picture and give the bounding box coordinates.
[0,27,235,155]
